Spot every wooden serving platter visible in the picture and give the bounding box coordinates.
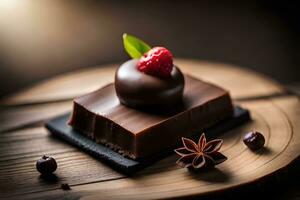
[0,59,299,200]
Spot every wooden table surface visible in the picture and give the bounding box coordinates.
[0,59,299,200]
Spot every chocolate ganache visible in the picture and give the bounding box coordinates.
[68,75,234,159]
[68,34,235,159]
[115,59,185,108]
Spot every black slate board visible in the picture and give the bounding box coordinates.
[45,106,250,174]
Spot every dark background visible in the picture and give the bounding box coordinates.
[0,0,299,98]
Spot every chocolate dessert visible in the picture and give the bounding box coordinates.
[68,34,234,159]
[69,74,233,159]
[115,59,184,108]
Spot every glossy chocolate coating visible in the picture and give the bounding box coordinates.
[115,59,185,108]
[69,75,234,159]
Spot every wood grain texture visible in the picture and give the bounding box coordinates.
[0,59,285,106]
[37,97,300,200]
[0,127,123,197]
[0,60,299,200]
[0,101,71,132]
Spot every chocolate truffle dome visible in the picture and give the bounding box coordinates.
[115,59,184,109]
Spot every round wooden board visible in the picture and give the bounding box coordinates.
[0,59,299,200]
[76,97,300,200]
[0,59,286,106]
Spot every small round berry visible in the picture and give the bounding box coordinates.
[243,131,265,151]
[36,155,57,175]
[137,47,173,78]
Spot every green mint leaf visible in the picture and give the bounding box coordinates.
[123,33,151,59]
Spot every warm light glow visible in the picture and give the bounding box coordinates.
[0,0,20,9]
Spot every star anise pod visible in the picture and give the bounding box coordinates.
[174,133,227,169]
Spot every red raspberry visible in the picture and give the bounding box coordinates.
[137,47,173,78]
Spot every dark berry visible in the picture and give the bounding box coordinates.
[36,155,57,175]
[61,183,71,190]
[243,131,265,150]
[137,47,173,78]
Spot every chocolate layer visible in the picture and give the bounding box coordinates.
[69,75,233,159]
[115,59,185,108]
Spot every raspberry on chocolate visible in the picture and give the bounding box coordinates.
[137,47,173,78]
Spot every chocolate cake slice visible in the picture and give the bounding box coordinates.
[68,75,233,159]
